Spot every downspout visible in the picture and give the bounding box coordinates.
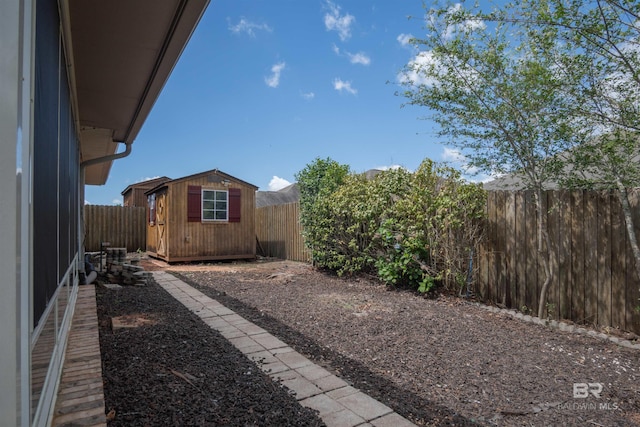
[80,140,132,168]
[78,141,132,281]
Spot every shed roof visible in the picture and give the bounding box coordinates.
[121,176,172,196]
[145,169,258,195]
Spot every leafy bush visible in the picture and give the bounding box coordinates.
[296,157,486,293]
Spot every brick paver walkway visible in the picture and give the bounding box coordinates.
[153,271,416,427]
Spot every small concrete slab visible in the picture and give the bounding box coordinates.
[251,333,288,350]
[281,375,323,400]
[238,344,266,355]
[296,364,332,381]
[234,323,268,336]
[259,361,290,375]
[276,350,314,370]
[210,306,235,316]
[218,328,247,339]
[314,375,349,392]
[102,284,122,290]
[220,313,249,325]
[229,336,259,350]
[300,394,347,416]
[370,412,416,427]
[203,317,230,329]
[322,409,365,427]
[336,391,393,420]
[247,350,279,365]
[326,385,359,400]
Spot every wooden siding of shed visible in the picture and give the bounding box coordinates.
[123,187,152,208]
[149,175,256,262]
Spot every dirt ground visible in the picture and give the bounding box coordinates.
[100,256,639,426]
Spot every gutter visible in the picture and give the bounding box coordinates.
[80,140,132,168]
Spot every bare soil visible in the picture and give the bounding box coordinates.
[99,257,640,426]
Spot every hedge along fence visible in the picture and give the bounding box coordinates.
[255,202,310,262]
[84,205,146,252]
[478,189,640,335]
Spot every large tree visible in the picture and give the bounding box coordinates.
[499,0,640,294]
[399,2,585,318]
[401,0,640,317]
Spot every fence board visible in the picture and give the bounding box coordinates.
[525,191,538,314]
[597,191,612,328]
[570,191,585,323]
[557,190,572,321]
[495,191,507,306]
[625,191,640,332]
[611,193,627,330]
[84,205,146,252]
[504,192,516,308]
[584,191,599,325]
[547,190,560,320]
[514,192,527,311]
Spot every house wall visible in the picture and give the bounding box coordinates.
[2,0,83,425]
[162,175,256,261]
[1,0,30,424]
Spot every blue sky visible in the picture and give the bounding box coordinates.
[86,0,469,205]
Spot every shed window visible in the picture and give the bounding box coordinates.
[148,194,156,225]
[202,189,228,221]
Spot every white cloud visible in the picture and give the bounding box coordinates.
[301,91,315,100]
[441,147,467,163]
[398,51,440,87]
[85,199,91,205]
[136,176,161,183]
[333,78,357,95]
[441,147,479,175]
[397,33,413,47]
[228,17,272,37]
[268,176,292,191]
[265,62,286,88]
[346,51,370,65]
[332,44,370,65]
[324,1,355,41]
[111,199,122,206]
[431,4,486,41]
[375,164,405,171]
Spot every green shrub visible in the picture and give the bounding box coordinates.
[296,157,486,292]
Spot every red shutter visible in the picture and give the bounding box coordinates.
[187,185,201,222]
[229,188,241,223]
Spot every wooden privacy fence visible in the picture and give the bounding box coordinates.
[84,205,146,252]
[256,202,310,262]
[477,189,640,334]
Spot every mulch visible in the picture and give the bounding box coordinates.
[97,258,640,426]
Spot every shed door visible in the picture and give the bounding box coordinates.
[156,192,167,257]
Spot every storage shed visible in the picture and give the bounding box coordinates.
[145,169,258,262]
[122,176,171,207]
